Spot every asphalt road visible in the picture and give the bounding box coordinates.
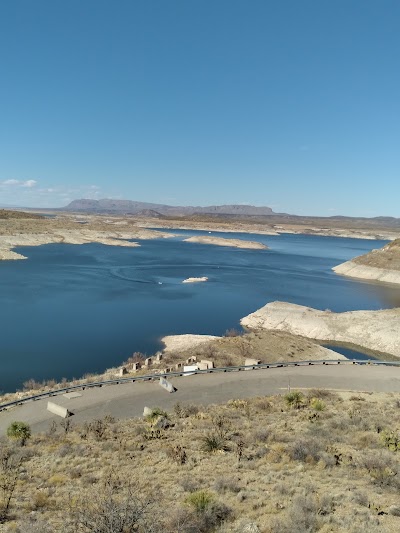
[1,365,400,436]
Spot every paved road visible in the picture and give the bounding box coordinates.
[1,365,400,436]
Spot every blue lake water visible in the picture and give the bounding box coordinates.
[323,345,377,361]
[1,231,399,393]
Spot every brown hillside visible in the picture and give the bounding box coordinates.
[353,238,400,271]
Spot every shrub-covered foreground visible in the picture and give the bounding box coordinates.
[1,390,400,532]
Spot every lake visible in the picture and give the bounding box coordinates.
[1,230,399,392]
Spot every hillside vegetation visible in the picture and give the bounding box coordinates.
[1,391,400,532]
[353,239,400,271]
[0,210,43,220]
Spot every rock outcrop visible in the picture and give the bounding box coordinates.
[241,301,400,357]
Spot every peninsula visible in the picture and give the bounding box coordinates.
[333,238,400,285]
[241,301,400,358]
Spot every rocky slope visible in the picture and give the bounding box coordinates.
[333,238,400,285]
[241,301,400,358]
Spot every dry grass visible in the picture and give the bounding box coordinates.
[1,391,400,531]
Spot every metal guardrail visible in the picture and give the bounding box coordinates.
[1,359,400,412]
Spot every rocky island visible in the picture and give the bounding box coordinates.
[183,235,268,249]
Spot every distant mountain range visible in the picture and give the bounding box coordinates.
[64,199,277,217]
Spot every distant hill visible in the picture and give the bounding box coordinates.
[63,199,276,216]
[0,209,43,220]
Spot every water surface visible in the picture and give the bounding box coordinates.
[0,231,398,392]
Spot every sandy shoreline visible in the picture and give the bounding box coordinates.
[333,260,400,285]
[333,239,400,286]
[183,235,268,249]
[138,219,399,241]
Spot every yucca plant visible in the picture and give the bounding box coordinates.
[284,391,304,409]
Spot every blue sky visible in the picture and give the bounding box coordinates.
[0,1,399,216]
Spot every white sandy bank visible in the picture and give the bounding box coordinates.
[183,236,267,250]
[240,301,400,357]
[333,261,400,285]
[161,334,220,353]
[0,228,175,261]
[182,277,208,283]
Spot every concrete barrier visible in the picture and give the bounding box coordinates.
[200,359,214,369]
[143,406,153,417]
[159,377,176,393]
[47,401,70,418]
[245,358,261,366]
[183,365,198,375]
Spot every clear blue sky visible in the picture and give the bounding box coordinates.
[0,1,399,216]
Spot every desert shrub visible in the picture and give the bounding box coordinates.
[200,432,230,453]
[202,501,233,529]
[57,444,73,457]
[310,398,325,411]
[0,447,22,522]
[31,490,52,510]
[22,379,42,391]
[218,353,235,366]
[214,477,240,493]
[6,421,31,446]
[86,419,108,440]
[284,391,304,409]
[174,402,199,418]
[145,407,169,423]
[15,518,54,533]
[307,388,337,400]
[360,450,400,487]
[166,445,187,465]
[236,338,252,357]
[253,428,270,443]
[289,438,321,463]
[123,351,145,366]
[224,328,241,337]
[381,430,400,451]
[186,490,214,513]
[185,491,233,531]
[180,477,199,493]
[60,418,73,435]
[350,491,369,507]
[253,397,272,411]
[70,478,160,532]
[271,494,320,532]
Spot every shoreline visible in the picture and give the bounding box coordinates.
[240,301,400,358]
[333,260,400,286]
[1,298,398,402]
[332,239,400,286]
[138,219,399,241]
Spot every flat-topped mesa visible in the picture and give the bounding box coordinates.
[333,238,400,285]
[183,235,268,250]
[240,301,400,358]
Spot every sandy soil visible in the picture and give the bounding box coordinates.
[241,301,400,358]
[162,334,220,352]
[183,235,268,249]
[159,329,344,371]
